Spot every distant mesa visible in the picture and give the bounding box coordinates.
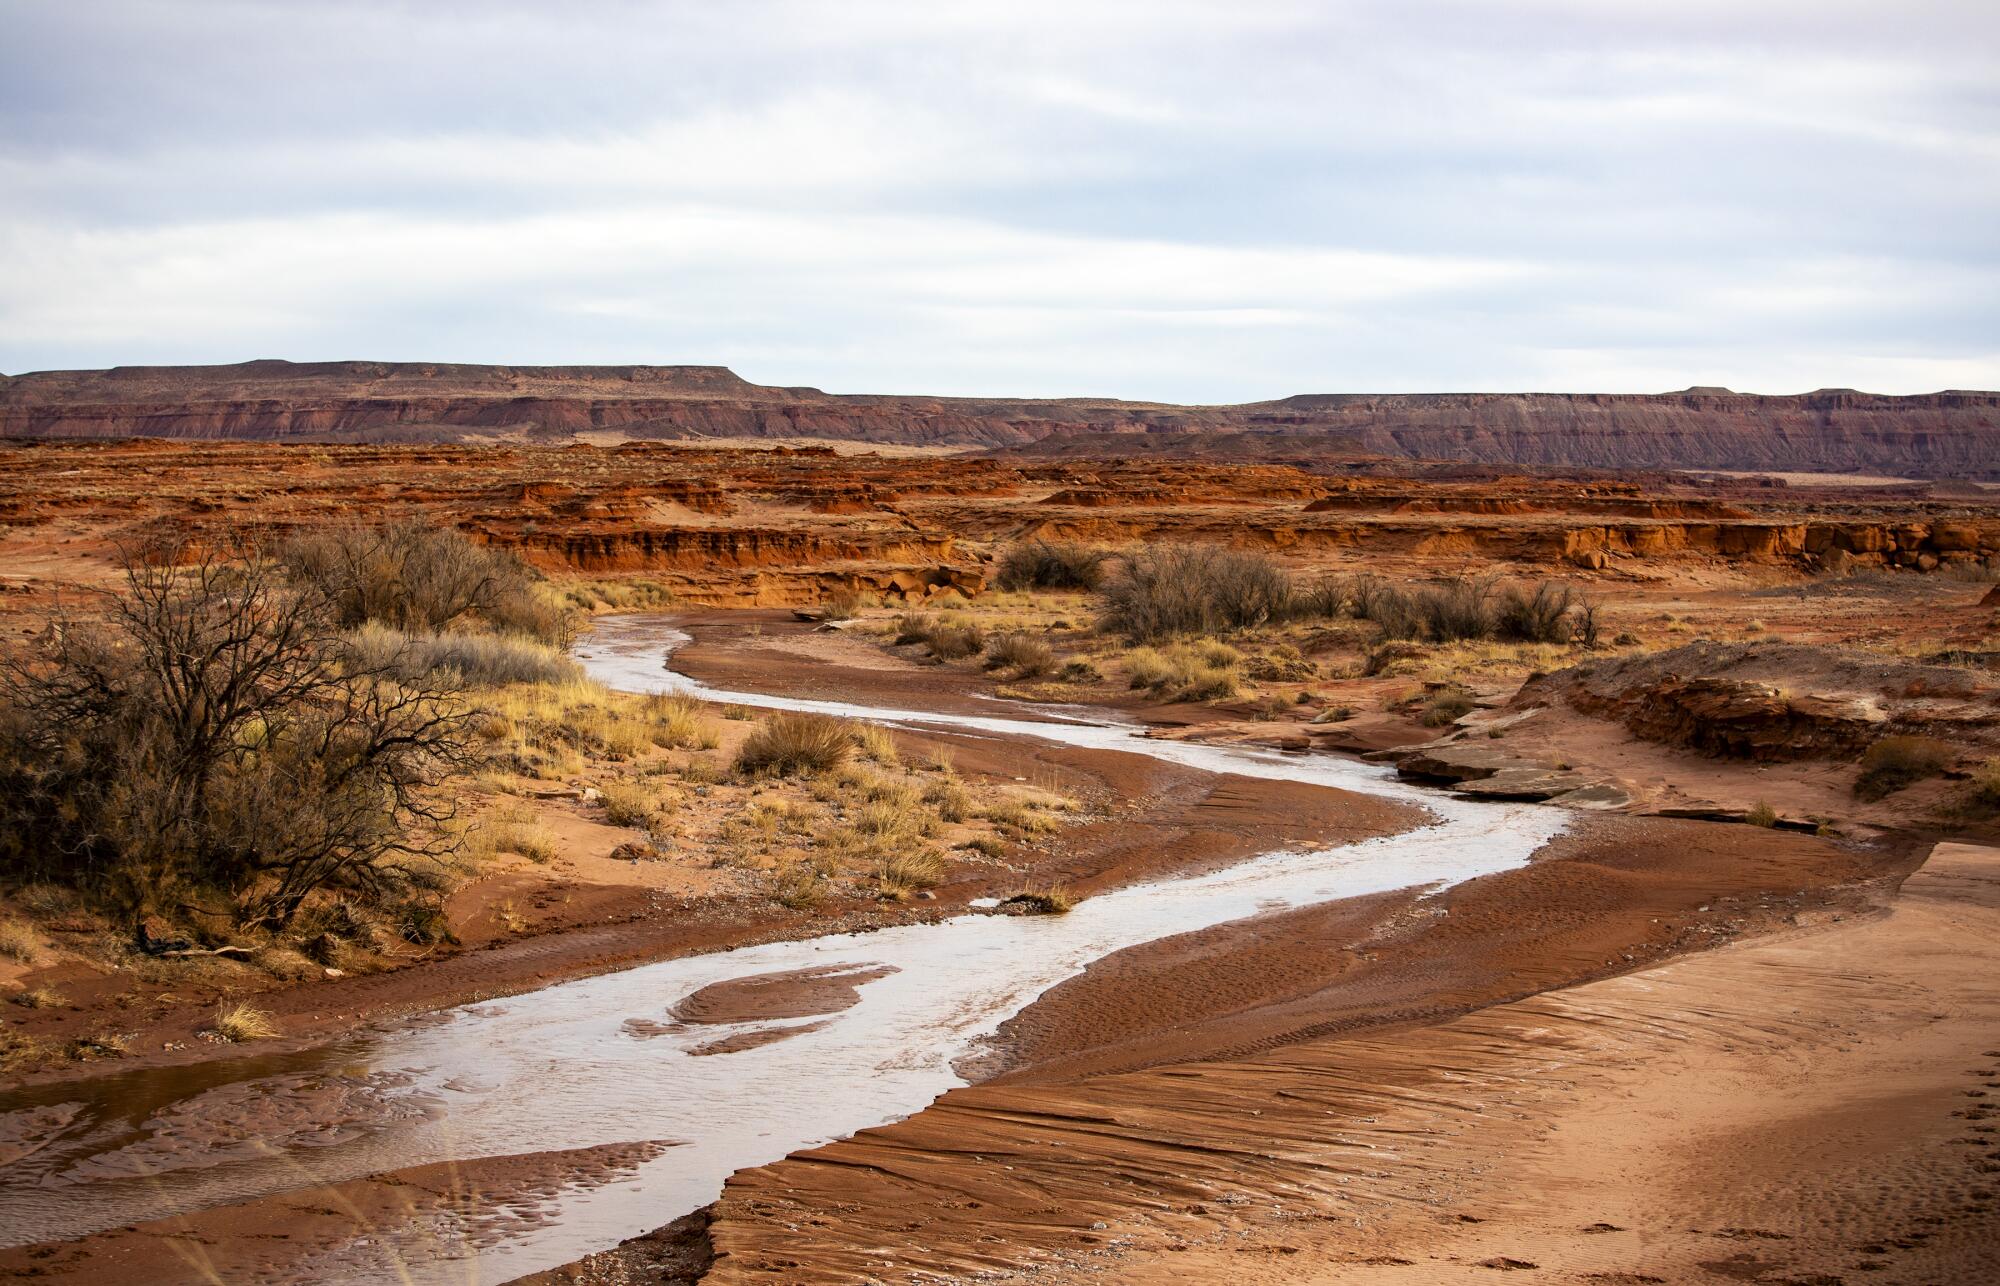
[2,359,1997,479]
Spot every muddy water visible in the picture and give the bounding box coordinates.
[0,616,1562,1283]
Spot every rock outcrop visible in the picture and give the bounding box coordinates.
[1522,640,1999,761]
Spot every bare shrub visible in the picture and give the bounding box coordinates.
[925,622,985,660]
[1347,575,1422,639]
[1292,577,1349,620]
[1494,581,1578,644]
[282,521,573,645]
[1745,799,1778,827]
[736,713,853,776]
[996,540,1108,592]
[0,549,474,929]
[1854,735,1953,801]
[1100,544,1295,641]
[1413,577,1495,642]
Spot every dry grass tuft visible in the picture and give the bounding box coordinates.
[1854,735,1953,801]
[856,724,901,767]
[213,1001,279,1042]
[1005,883,1076,914]
[737,713,854,777]
[0,918,41,965]
[876,847,947,894]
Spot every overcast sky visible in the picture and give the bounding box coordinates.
[2,1,1996,400]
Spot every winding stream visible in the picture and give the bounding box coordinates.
[0,616,1563,1283]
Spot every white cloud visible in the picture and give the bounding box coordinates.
[0,0,1995,394]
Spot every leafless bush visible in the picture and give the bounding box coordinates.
[0,548,474,928]
[1099,544,1295,641]
[1414,577,1495,642]
[1346,575,1422,639]
[996,540,1109,592]
[1495,581,1579,643]
[282,521,572,645]
[1292,577,1349,620]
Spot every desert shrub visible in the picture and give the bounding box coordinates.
[345,623,579,688]
[1573,599,1602,648]
[1745,799,1778,827]
[1057,659,1102,683]
[282,521,573,645]
[822,587,874,620]
[1291,577,1349,620]
[1346,575,1423,639]
[893,612,936,645]
[1494,581,1579,644]
[1413,577,1495,642]
[1972,758,2000,807]
[1419,690,1475,727]
[984,633,1055,677]
[1854,735,1953,801]
[996,540,1109,592]
[1099,544,1295,641]
[736,713,853,777]
[0,549,474,929]
[925,622,986,660]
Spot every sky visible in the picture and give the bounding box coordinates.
[2,0,1997,401]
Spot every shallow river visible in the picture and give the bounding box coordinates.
[0,616,1562,1282]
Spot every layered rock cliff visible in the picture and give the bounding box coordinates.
[3,362,1996,477]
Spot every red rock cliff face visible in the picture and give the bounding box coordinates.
[2,362,1996,477]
